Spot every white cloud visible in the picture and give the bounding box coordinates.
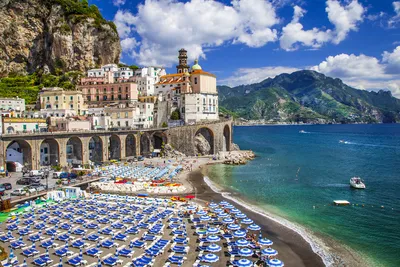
[382,46,400,73]
[114,0,279,66]
[279,1,364,51]
[326,0,364,43]
[121,37,139,56]
[112,0,126,7]
[219,66,300,86]
[280,6,332,51]
[311,53,387,79]
[389,1,400,27]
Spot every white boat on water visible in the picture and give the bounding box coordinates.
[299,130,306,133]
[350,177,366,189]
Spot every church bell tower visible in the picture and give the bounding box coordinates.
[176,48,190,73]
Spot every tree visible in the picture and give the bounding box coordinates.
[161,122,168,127]
[170,110,180,120]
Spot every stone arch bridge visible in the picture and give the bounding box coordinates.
[0,119,233,170]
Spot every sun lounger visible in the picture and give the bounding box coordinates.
[118,248,133,258]
[85,247,103,257]
[67,256,87,266]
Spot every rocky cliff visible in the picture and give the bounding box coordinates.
[0,0,121,76]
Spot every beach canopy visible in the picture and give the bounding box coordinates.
[186,206,197,211]
[201,253,219,263]
[206,227,220,235]
[208,203,218,209]
[206,235,221,243]
[214,208,224,213]
[219,201,229,206]
[241,218,254,224]
[218,212,229,218]
[239,248,253,257]
[230,208,241,214]
[236,258,253,267]
[268,259,284,267]
[248,224,261,231]
[259,238,273,246]
[233,230,247,238]
[197,210,207,216]
[206,244,221,252]
[200,215,211,221]
[235,239,250,247]
[262,248,278,256]
[222,218,234,224]
[185,195,195,199]
[236,213,247,219]
[227,224,241,231]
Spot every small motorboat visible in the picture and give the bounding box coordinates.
[299,130,306,133]
[350,177,366,189]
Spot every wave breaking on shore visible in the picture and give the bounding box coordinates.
[203,175,336,267]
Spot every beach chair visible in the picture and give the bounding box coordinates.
[85,247,103,257]
[40,240,55,249]
[0,235,9,242]
[101,240,117,248]
[54,247,73,257]
[125,227,139,235]
[86,234,100,242]
[114,233,127,241]
[67,256,87,266]
[103,255,123,266]
[71,239,87,248]
[118,248,133,258]
[10,240,25,249]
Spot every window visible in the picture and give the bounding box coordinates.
[103,96,107,101]
[126,87,128,92]
[23,124,27,130]
[126,94,128,99]
[70,96,73,101]
[111,95,114,100]
[125,121,129,127]
[104,88,107,93]
[87,96,91,101]
[117,121,120,127]
[117,113,120,118]
[55,96,58,101]
[96,96,99,101]
[118,95,122,100]
[55,105,58,109]
[118,87,122,93]
[70,104,73,109]
[125,112,128,118]
[47,97,50,101]
[194,77,198,84]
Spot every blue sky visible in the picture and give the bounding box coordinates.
[89,0,400,96]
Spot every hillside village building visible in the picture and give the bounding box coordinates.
[39,87,87,116]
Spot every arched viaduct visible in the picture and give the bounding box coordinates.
[0,119,233,170]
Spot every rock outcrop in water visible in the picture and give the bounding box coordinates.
[0,0,121,76]
[218,150,255,165]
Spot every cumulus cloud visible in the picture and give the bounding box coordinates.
[219,66,300,86]
[112,0,126,7]
[121,37,139,56]
[280,0,364,51]
[382,46,400,73]
[114,0,279,66]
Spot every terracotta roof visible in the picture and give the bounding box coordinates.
[190,69,216,77]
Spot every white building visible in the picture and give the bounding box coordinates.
[0,97,25,114]
[182,93,218,123]
[87,64,136,81]
[2,117,47,134]
[132,67,166,96]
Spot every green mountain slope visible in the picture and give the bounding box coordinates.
[218,70,400,123]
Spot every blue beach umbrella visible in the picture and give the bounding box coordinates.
[23,258,26,266]
[233,230,247,238]
[248,224,261,231]
[225,204,234,209]
[262,248,278,257]
[200,215,211,222]
[208,203,218,209]
[236,258,253,267]
[207,227,219,235]
[227,224,241,231]
[97,257,102,267]
[222,218,234,224]
[201,253,219,263]
[206,235,221,243]
[186,206,197,211]
[197,210,207,216]
[214,208,224,213]
[218,212,228,218]
[79,248,82,257]
[259,238,273,246]
[219,201,228,206]
[207,243,221,252]
[230,208,241,214]
[115,247,119,256]
[236,213,247,219]
[241,218,254,224]
[59,257,63,267]
[239,248,253,257]
[235,239,250,247]
[268,259,284,267]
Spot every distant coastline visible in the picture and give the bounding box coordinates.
[232,121,388,126]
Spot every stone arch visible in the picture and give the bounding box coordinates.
[140,133,151,156]
[152,131,168,150]
[89,136,103,163]
[194,127,214,155]
[6,126,15,134]
[66,137,83,166]
[125,134,137,158]
[223,125,231,152]
[39,138,60,166]
[6,140,32,171]
[109,135,121,160]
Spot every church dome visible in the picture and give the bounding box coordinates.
[191,59,202,71]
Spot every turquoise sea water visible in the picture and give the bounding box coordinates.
[206,124,400,266]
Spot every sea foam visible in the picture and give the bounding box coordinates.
[203,175,335,267]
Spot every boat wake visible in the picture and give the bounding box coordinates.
[339,140,398,149]
[203,176,335,267]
